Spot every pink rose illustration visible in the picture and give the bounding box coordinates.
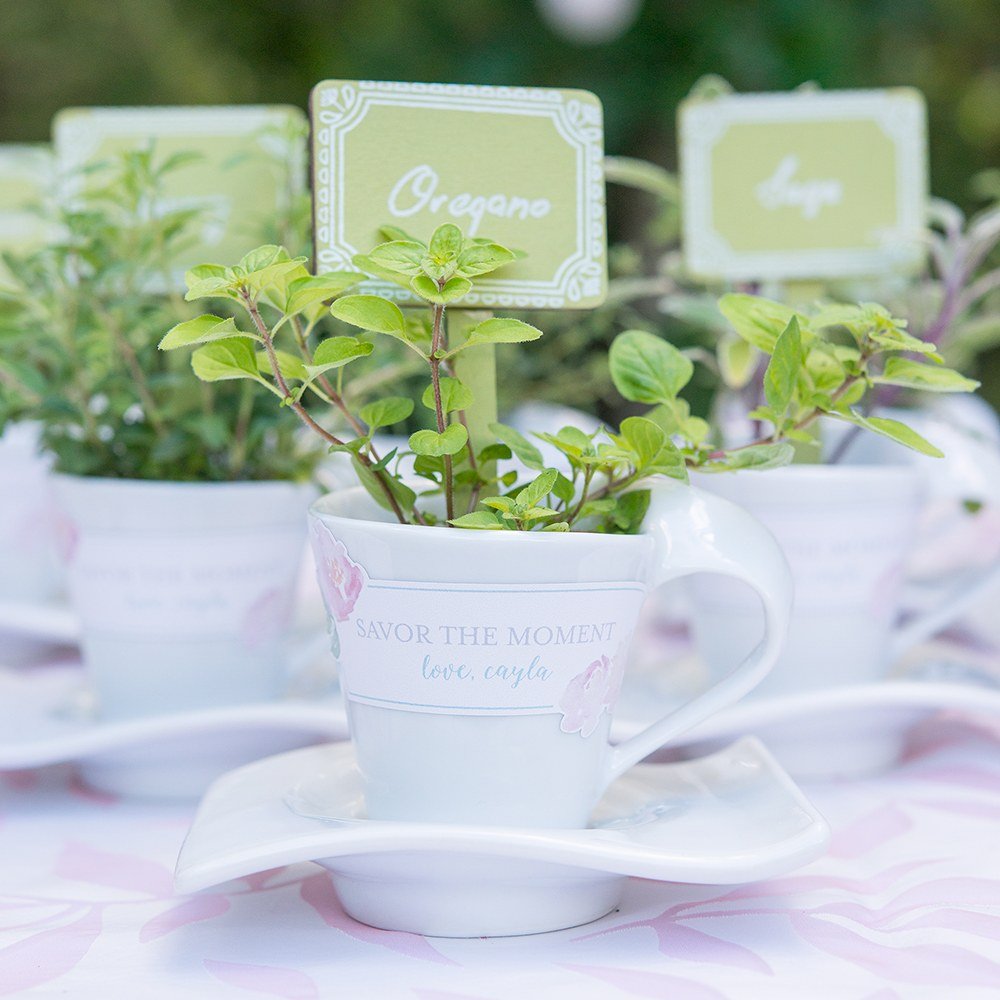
[310,524,365,622]
[54,513,79,565]
[559,650,625,738]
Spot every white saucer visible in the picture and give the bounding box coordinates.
[174,738,829,937]
[0,667,349,798]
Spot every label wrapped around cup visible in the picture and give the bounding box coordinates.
[313,532,647,733]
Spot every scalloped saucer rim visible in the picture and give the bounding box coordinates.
[614,677,1000,746]
[0,667,348,771]
[174,737,830,936]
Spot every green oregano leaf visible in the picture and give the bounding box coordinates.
[351,455,416,514]
[609,329,693,405]
[489,422,545,470]
[516,468,559,509]
[763,316,803,420]
[718,294,800,353]
[190,338,261,382]
[619,416,668,468]
[409,423,469,457]
[360,397,414,429]
[429,223,463,262]
[830,411,944,458]
[285,273,364,316]
[449,510,506,530]
[873,357,980,393]
[456,242,515,277]
[366,241,426,276]
[158,314,248,350]
[421,377,474,413]
[451,317,542,353]
[329,294,406,334]
[702,443,795,472]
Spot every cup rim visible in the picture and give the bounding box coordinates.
[691,463,920,483]
[689,462,923,506]
[311,485,648,548]
[51,472,315,493]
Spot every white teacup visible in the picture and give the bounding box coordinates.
[0,422,62,604]
[53,476,315,721]
[689,465,997,699]
[310,479,792,828]
[827,399,1000,647]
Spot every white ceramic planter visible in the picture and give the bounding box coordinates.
[689,465,998,698]
[309,479,792,828]
[52,476,315,721]
[0,422,62,603]
[827,397,1000,647]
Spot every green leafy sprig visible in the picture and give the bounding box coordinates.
[609,294,978,470]
[162,225,977,532]
[161,224,700,532]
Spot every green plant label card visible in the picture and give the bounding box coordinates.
[0,144,54,254]
[52,105,308,281]
[679,88,927,280]
[311,80,608,309]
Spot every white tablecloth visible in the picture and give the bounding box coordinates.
[3,685,1000,998]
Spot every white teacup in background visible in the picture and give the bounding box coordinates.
[689,464,999,701]
[0,422,62,603]
[53,477,315,721]
[310,479,792,829]
[828,396,1000,648]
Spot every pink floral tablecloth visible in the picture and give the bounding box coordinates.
[3,697,1000,998]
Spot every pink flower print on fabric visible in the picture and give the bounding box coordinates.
[559,649,625,738]
[311,524,365,622]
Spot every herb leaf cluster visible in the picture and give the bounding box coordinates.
[162,224,976,530]
[0,148,313,481]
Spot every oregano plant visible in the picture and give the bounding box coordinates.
[161,226,978,532]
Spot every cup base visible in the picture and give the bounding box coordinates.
[318,854,623,937]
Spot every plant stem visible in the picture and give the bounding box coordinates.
[90,292,167,438]
[242,289,409,524]
[230,381,254,478]
[725,356,872,462]
[454,409,482,513]
[867,243,971,419]
[291,316,371,441]
[114,323,168,438]
[429,300,454,523]
[564,466,596,527]
[957,267,1000,315]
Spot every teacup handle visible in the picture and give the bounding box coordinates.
[603,479,793,786]
[890,561,1000,661]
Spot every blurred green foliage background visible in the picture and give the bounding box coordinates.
[1,0,996,213]
[1,0,997,415]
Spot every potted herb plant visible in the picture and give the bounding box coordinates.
[825,199,1000,648]
[549,150,1000,674]
[0,148,321,721]
[160,222,796,828]
[627,293,989,708]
